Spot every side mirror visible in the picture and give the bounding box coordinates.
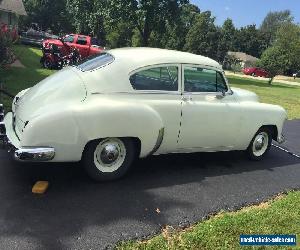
[216,90,226,99]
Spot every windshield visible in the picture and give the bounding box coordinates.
[75,53,114,72]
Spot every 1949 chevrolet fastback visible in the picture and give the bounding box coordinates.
[0,48,287,181]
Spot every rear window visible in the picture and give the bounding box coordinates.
[76,53,114,72]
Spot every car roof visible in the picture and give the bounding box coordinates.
[107,47,222,71]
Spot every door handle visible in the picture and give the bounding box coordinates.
[182,96,192,102]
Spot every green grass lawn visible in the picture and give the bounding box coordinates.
[228,75,300,120]
[0,44,54,112]
[117,191,300,250]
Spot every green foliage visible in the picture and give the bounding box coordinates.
[234,25,268,58]
[21,0,73,34]
[184,11,220,60]
[258,23,300,83]
[0,31,13,67]
[260,10,294,45]
[106,0,188,46]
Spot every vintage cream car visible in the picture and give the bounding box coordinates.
[0,48,287,181]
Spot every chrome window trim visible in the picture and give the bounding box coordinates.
[75,53,115,72]
[91,90,181,95]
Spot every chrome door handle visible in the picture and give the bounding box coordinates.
[182,96,192,101]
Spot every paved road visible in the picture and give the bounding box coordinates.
[0,121,299,250]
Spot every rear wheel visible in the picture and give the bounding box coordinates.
[82,138,135,181]
[246,128,272,160]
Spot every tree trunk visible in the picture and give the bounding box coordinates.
[268,77,273,85]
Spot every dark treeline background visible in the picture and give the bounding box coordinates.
[21,0,299,69]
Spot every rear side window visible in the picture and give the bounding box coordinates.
[77,36,87,45]
[63,35,74,43]
[130,66,178,91]
[76,53,114,72]
[184,66,228,92]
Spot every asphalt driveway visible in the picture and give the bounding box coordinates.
[0,120,299,250]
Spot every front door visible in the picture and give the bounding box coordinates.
[178,65,241,152]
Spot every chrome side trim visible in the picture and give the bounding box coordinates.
[147,127,164,156]
[14,147,55,162]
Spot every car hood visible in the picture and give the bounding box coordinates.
[15,67,87,122]
[231,87,259,102]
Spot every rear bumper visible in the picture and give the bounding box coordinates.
[0,110,55,162]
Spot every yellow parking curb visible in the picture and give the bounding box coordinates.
[32,181,49,194]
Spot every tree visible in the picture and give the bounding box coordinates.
[258,23,300,84]
[66,0,107,40]
[260,10,294,45]
[107,0,188,46]
[22,0,73,33]
[147,3,200,50]
[217,18,236,63]
[184,11,220,61]
[0,31,14,68]
[234,25,268,58]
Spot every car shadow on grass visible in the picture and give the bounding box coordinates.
[0,148,299,249]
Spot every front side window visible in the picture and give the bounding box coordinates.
[184,66,228,92]
[76,53,114,71]
[130,66,178,91]
[63,35,74,43]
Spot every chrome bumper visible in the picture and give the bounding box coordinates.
[277,134,285,144]
[0,105,55,161]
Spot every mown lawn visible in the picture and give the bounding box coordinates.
[0,44,54,112]
[118,191,300,250]
[228,76,300,120]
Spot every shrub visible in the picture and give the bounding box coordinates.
[0,29,14,67]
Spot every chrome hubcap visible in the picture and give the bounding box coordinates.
[254,135,265,150]
[100,144,119,164]
[94,138,126,173]
[252,132,269,157]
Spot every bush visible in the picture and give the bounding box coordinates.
[0,29,14,67]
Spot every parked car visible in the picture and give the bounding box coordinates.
[20,24,59,47]
[0,48,287,181]
[293,71,300,79]
[243,67,269,78]
[42,34,103,60]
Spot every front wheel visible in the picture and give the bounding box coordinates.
[251,72,256,77]
[246,128,272,161]
[43,58,53,69]
[82,138,136,181]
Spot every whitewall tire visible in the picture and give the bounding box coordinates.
[246,128,272,160]
[83,138,135,181]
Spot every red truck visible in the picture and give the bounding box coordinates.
[41,34,103,69]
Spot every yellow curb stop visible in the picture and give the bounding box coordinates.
[32,181,49,194]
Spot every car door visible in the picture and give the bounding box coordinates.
[75,36,90,58]
[128,64,182,154]
[177,65,241,152]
